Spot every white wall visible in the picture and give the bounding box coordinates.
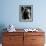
[0,0,46,31]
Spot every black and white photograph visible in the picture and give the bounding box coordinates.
[19,5,33,22]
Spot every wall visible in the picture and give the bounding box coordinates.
[0,0,46,31]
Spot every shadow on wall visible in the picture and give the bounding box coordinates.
[0,24,7,43]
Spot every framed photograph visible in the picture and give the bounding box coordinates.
[19,5,33,22]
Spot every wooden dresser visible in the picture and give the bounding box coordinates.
[2,30,45,46]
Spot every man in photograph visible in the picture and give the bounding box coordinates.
[21,7,31,20]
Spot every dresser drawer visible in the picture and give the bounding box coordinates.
[32,44,44,46]
[3,35,23,44]
[24,32,44,36]
[3,43,23,46]
[3,32,23,36]
[32,36,45,44]
[3,36,23,46]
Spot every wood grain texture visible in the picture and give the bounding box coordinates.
[2,31,45,46]
[2,32,23,46]
[24,32,45,46]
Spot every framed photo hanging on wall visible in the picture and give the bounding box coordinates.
[19,5,33,22]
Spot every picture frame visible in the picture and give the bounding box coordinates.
[19,5,33,22]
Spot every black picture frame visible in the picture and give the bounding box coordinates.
[19,5,33,22]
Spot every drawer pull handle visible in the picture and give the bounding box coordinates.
[32,39,36,40]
